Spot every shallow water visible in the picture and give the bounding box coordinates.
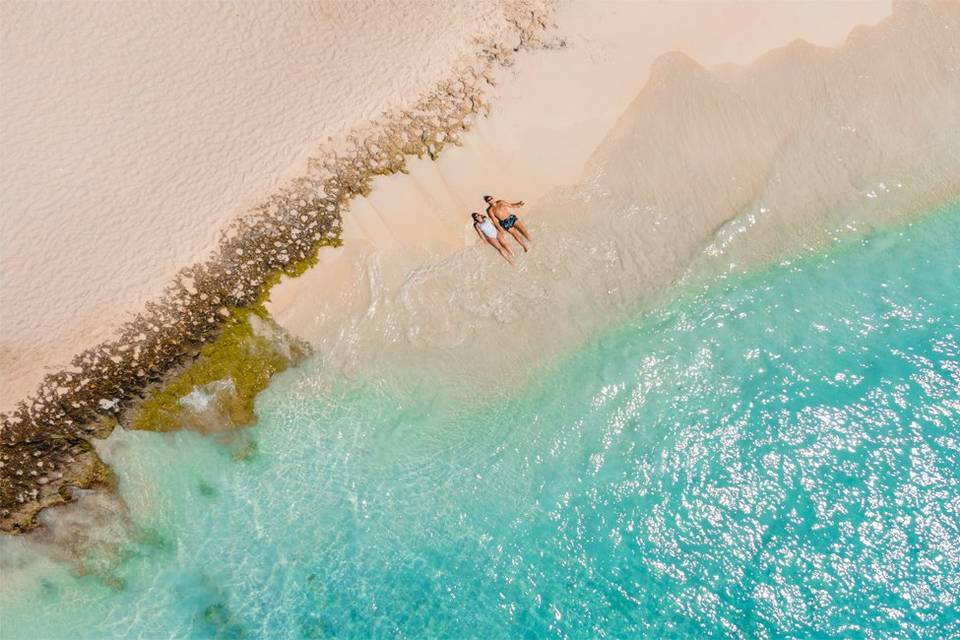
[2,203,958,638]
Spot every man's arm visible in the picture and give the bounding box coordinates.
[508,200,525,208]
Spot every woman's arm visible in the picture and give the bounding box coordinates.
[474,224,486,242]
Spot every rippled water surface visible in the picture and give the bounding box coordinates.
[2,204,959,638]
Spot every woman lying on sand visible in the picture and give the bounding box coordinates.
[472,212,514,265]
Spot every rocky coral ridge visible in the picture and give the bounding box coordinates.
[0,0,561,533]
[128,306,311,434]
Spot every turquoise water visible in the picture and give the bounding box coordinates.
[2,204,959,638]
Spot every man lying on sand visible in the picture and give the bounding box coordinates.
[472,212,514,265]
[484,195,530,252]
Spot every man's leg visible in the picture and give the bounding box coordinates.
[508,228,529,252]
[514,219,532,241]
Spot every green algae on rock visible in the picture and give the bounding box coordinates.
[126,250,327,434]
[0,441,116,534]
[129,306,308,433]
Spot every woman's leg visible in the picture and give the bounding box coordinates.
[496,234,515,257]
[494,238,516,263]
[508,228,529,252]
[486,237,514,264]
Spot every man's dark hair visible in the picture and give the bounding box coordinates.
[483,195,492,201]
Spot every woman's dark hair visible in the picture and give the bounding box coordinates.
[471,212,481,221]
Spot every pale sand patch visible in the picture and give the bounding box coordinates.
[267,0,895,358]
[0,0,519,411]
